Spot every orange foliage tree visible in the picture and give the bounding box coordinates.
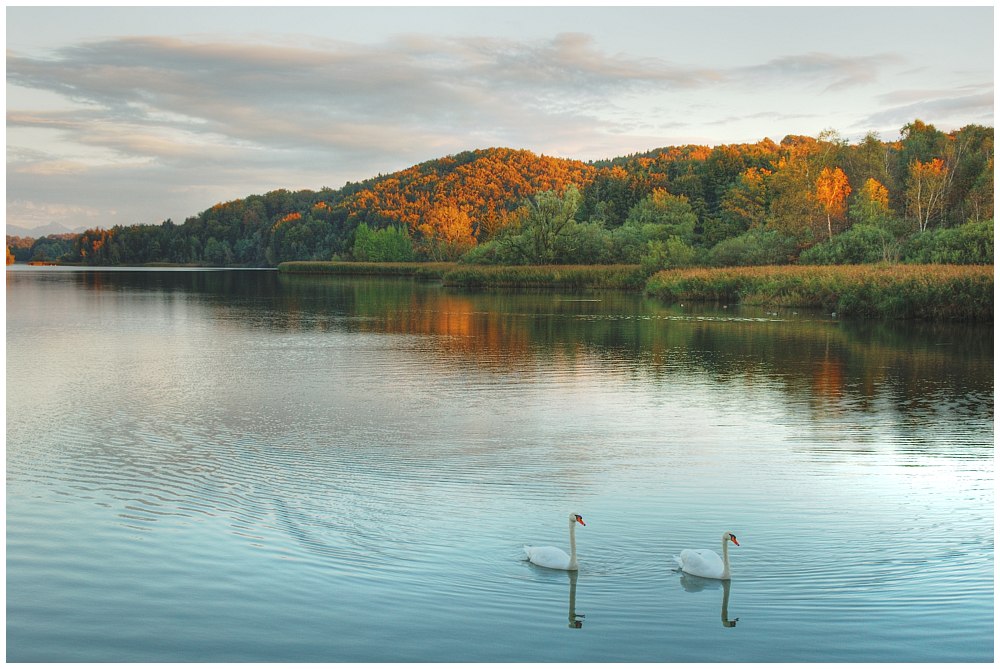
[815,167,851,241]
[417,204,476,261]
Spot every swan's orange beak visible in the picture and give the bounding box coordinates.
[575,515,586,526]
[730,535,740,546]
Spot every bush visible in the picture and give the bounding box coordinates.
[640,237,698,274]
[645,264,993,321]
[352,223,415,262]
[799,224,902,264]
[707,229,797,266]
[902,220,993,264]
[553,222,615,264]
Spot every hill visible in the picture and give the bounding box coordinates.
[25,120,995,268]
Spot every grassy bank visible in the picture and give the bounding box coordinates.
[277,260,992,321]
[278,260,456,280]
[441,264,647,290]
[645,264,993,321]
[280,261,646,290]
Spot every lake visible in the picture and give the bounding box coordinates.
[5,266,994,662]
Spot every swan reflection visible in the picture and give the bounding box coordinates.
[567,570,584,628]
[679,573,739,628]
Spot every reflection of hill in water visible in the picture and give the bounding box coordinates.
[68,270,993,434]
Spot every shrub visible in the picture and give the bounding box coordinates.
[902,220,993,264]
[640,237,698,274]
[645,264,993,321]
[352,223,415,262]
[707,229,797,266]
[799,224,901,264]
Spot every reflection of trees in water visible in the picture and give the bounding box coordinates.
[276,276,995,419]
[67,270,993,432]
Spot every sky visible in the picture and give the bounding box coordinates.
[5,4,995,233]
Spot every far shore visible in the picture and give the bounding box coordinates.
[277,260,993,322]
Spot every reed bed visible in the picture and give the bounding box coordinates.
[645,264,994,321]
[277,261,456,280]
[442,264,647,290]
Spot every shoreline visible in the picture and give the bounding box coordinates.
[278,261,993,322]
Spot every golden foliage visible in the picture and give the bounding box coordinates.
[340,148,595,242]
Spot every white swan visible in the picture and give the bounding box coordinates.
[674,531,739,580]
[524,513,586,570]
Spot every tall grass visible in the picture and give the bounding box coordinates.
[645,264,993,321]
[277,261,456,280]
[442,264,647,290]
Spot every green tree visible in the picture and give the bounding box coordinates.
[500,186,583,264]
[623,189,697,244]
[717,168,769,242]
[352,223,415,262]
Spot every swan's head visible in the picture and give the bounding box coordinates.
[569,513,586,526]
[724,532,739,546]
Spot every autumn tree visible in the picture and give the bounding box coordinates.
[849,178,890,225]
[417,204,476,261]
[906,158,949,231]
[815,167,851,241]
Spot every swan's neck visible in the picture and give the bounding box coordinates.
[721,536,731,579]
[568,520,578,569]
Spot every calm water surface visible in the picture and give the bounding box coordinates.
[6,267,994,662]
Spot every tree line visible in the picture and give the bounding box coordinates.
[7,120,993,268]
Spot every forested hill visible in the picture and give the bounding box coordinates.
[62,147,595,266]
[13,120,995,266]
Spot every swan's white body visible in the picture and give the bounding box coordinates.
[524,513,585,571]
[674,532,739,580]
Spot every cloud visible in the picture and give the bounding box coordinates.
[734,52,905,92]
[7,33,906,166]
[5,29,976,231]
[862,88,994,130]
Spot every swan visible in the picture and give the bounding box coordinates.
[524,513,586,571]
[674,531,739,580]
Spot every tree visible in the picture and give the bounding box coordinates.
[503,186,583,264]
[815,167,852,241]
[850,178,890,226]
[766,155,819,246]
[6,246,14,265]
[849,131,897,196]
[906,158,949,231]
[718,167,770,239]
[417,204,476,261]
[623,189,697,244]
[351,222,414,262]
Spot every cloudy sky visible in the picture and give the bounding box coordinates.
[6,5,994,233]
